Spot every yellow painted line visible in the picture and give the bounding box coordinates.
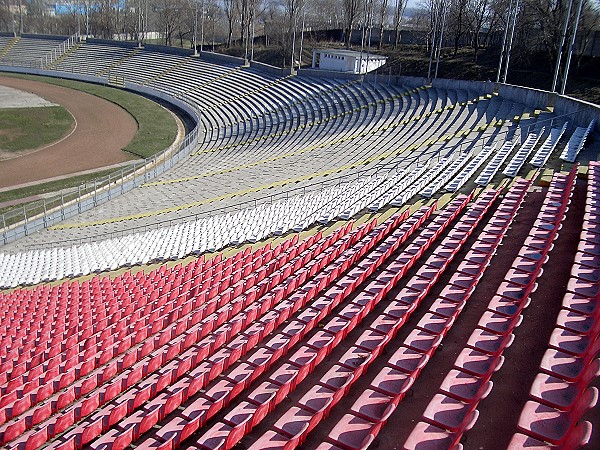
[192,84,434,156]
[51,115,503,230]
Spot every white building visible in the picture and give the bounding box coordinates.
[311,48,387,74]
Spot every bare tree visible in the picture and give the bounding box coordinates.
[223,0,235,47]
[393,0,407,48]
[470,0,491,61]
[343,0,362,47]
[378,0,389,49]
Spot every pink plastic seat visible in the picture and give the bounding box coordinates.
[453,348,503,378]
[439,369,490,402]
[529,359,599,410]
[370,366,414,398]
[517,387,598,445]
[350,389,396,422]
[403,411,478,450]
[507,420,592,449]
[422,394,474,432]
[327,414,377,450]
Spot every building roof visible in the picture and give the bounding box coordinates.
[314,48,387,60]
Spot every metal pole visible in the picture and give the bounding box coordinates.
[502,0,519,84]
[427,0,441,81]
[11,0,16,37]
[290,7,297,69]
[552,0,573,92]
[200,0,205,53]
[561,0,583,95]
[496,0,513,82]
[18,0,23,34]
[366,0,374,75]
[298,6,306,71]
[138,0,142,47]
[244,4,249,62]
[193,0,198,55]
[251,5,256,61]
[434,0,447,80]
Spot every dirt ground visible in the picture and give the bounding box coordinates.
[0,76,137,189]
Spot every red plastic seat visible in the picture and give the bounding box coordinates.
[370,366,414,398]
[327,414,378,450]
[467,328,514,355]
[539,348,599,382]
[530,357,599,409]
[402,423,458,450]
[555,309,600,335]
[422,394,475,432]
[388,346,430,375]
[516,387,598,445]
[319,365,354,403]
[548,328,594,357]
[453,348,503,378]
[404,329,442,356]
[507,420,592,449]
[439,369,490,402]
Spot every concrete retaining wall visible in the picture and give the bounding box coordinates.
[250,61,292,77]
[200,51,246,66]
[86,38,140,49]
[144,44,195,57]
[297,68,362,80]
[554,95,600,132]
[495,83,552,111]
[22,34,68,41]
[433,78,493,95]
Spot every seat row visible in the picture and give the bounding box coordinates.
[508,161,600,448]
[140,195,471,450]
[531,122,568,168]
[0,170,417,288]
[77,206,419,450]
[320,181,530,450]
[246,190,502,450]
[560,119,596,163]
[1,220,363,449]
[405,166,578,449]
[502,128,545,178]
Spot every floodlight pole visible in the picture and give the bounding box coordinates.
[10,0,16,37]
[193,0,198,55]
[552,0,573,92]
[200,0,205,53]
[561,0,583,95]
[138,0,142,47]
[18,0,23,34]
[290,6,297,70]
[496,0,513,83]
[244,6,249,62]
[427,0,441,81]
[434,0,447,80]
[502,0,519,84]
[298,6,306,71]
[360,0,368,72]
[251,7,256,61]
[85,1,90,37]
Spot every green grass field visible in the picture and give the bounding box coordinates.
[0,106,74,153]
[0,73,179,159]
